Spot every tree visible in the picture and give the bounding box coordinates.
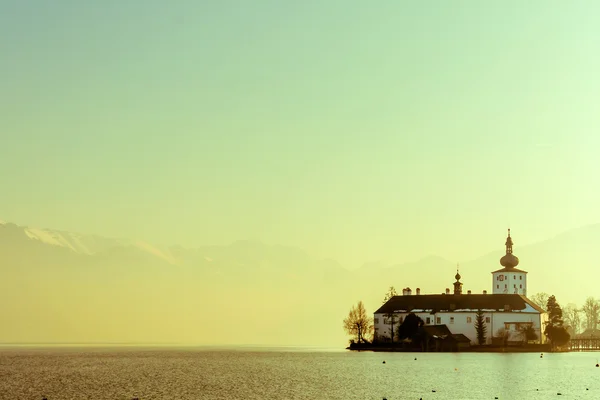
[343,301,373,344]
[382,287,398,342]
[495,328,509,346]
[581,297,600,331]
[519,324,538,343]
[382,286,398,303]
[530,292,549,312]
[474,309,487,345]
[396,313,424,346]
[544,295,571,349]
[563,303,583,336]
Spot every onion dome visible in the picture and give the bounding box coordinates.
[500,253,520,268]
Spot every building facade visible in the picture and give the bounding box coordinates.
[374,230,547,345]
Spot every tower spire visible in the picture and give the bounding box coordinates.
[500,229,519,268]
[453,263,462,295]
[505,228,513,254]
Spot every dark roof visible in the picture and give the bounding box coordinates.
[452,334,471,343]
[374,294,544,314]
[422,325,452,337]
[491,267,528,274]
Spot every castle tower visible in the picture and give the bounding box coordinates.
[491,229,527,296]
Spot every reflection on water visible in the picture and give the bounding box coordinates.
[1,347,599,399]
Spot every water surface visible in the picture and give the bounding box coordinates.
[1,346,598,399]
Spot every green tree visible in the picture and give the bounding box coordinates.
[544,295,571,349]
[382,287,398,342]
[343,301,373,344]
[519,324,538,343]
[474,309,487,345]
[396,313,424,345]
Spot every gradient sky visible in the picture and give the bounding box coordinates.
[2,1,600,268]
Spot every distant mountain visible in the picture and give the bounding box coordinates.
[1,219,598,346]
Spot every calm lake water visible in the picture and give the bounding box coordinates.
[1,346,599,399]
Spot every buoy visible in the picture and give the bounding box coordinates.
[382,361,386,364]
[557,393,562,395]
[432,390,436,392]
[414,357,417,360]
[596,363,599,367]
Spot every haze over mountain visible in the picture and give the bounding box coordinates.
[2,218,597,346]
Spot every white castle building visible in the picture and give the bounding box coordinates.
[373,230,547,345]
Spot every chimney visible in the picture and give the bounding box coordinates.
[416,288,421,295]
[483,290,487,294]
[445,288,450,295]
[407,287,412,295]
[467,290,472,295]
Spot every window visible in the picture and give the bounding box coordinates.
[514,275,516,279]
[504,284,507,288]
[505,275,507,280]
[496,285,499,289]
[450,317,454,324]
[514,284,517,288]
[485,317,490,323]
[426,317,431,324]
[467,317,472,323]
[399,316,404,323]
[520,284,522,288]
[520,275,522,280]
[374,318,379,324]
[436,317,441,324]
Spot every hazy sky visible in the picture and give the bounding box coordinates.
[2,1,600,268]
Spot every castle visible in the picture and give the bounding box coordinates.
[373,230,547,345]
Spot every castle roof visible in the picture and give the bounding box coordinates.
[375,294,544,314]
[491,267,528,274]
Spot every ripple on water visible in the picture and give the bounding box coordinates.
[0,348,599,399]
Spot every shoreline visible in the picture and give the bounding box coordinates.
[346,343,564,353]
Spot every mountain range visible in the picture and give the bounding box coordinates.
[1,219,598,346]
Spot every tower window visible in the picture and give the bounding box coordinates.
[514,284,516,288]
[450,317,454,324]
[496,285,499,289]
[520,284,522,288]
[505,275,507,280]
[520,276,522,280]
[504,284,507,288]
[514,275,516,279]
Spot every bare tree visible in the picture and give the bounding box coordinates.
[382,286,398,303]
[343,301,373,344]
[581,297,600,331]
[530,292,549,312]
[382,287,398,342]
[563,303,582,336]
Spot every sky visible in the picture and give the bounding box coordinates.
[2,1,600,269]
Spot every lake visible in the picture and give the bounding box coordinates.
[1,346,599,399]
